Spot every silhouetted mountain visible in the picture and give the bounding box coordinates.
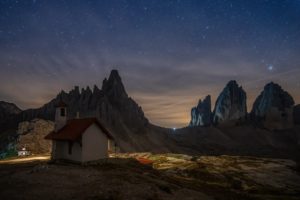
[189,95,211,127]
[251,82,295,130]
[102,69,128,101]
[101,70,148,129]
[0,101,21,120]
[0,101,22,134]
[185,81,299,160]
[0,71,299,160]
[212,81,247,125]
[0,70,170,153]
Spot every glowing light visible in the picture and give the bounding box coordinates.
[173,128,176,131]
[0,155,50,164]
[268,65,274,71]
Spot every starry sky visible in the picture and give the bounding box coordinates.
[0,0,300,128]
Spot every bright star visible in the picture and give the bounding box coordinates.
[268,65,274,71]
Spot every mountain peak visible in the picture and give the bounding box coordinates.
[263,82,289,95]
[93,85,101,93]
[252,82,294,115]
[189,95,211,127]
[102,70,128,100]
[227,80,238,86]
[213,80,247,124]
[109,69,122,81]
[0,101,22,121]
[251,82,295,129]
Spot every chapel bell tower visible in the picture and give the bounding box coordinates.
[55,100,67,132]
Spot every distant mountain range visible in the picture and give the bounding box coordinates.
[0,70,300,160]
[189,80,299,130]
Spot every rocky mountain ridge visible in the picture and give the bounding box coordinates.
[0,101,21,122]
[0,70,165,153]
[190,81,298,130]
[0,70,300,160]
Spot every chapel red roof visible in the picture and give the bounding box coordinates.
[45,118,114,141]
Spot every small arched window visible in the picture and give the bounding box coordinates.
[60,108,66,117]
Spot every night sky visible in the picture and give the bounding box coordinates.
[0,0,299,128]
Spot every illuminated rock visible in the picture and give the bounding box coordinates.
[251,82,294,130]
[212,80,247,125]
[189,95,211,127]
[17,119,54,154]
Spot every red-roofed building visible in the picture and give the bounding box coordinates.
[45,101,117,163]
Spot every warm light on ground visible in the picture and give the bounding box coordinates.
[0,155,50,164]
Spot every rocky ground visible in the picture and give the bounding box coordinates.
[0,154,299,200]
[115,153,300,199]
[17,119,54,154]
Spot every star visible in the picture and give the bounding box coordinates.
[268,65,274,71]
[0,0,299,128]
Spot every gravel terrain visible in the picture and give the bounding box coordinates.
[0,154,299,200]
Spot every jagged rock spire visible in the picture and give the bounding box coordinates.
[102,70,128,102]
[251,82,294,130]
[251,82,294,117]
[213,80,247,125]
[93,85,101,93]
[189,95,211,127]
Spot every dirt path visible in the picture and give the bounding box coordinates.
[0,155,50,164]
